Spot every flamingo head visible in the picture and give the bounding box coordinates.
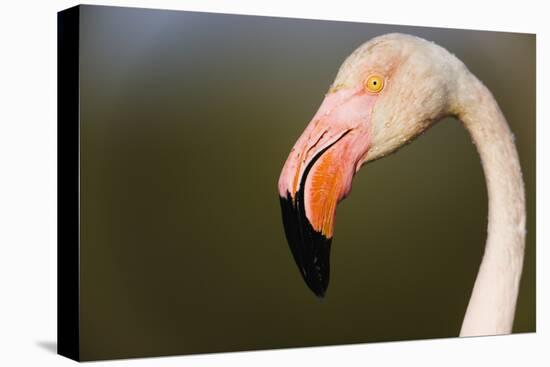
[278,33,462,297]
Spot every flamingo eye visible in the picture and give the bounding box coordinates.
[364,75,385,93]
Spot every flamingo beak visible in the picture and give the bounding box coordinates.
[278,89,375,297]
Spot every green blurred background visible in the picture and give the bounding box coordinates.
[78,5,535,360]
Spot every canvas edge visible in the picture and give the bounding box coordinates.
[57,4,81,362]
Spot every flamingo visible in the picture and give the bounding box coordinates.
[278,33,526,337]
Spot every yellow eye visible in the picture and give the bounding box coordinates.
[365,75,385,93]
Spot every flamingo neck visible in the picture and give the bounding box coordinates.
[455,75,526,336]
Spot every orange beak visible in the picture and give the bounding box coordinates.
[278,87,377,297]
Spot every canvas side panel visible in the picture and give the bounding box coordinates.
[57,5,81,362]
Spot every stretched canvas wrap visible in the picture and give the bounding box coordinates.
[58,4,536,361]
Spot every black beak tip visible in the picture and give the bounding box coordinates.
[308,279,327,299]
[279,193,332,298]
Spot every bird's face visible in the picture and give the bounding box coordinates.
[278,34,457,297]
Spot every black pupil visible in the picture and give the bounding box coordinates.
[373,81,377,85]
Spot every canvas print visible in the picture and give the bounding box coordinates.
[58,4,536,361]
